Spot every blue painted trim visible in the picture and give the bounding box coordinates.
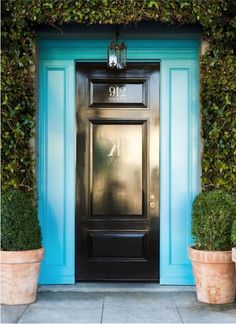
[159,60,199,285]
[38,61,75,284]
[38,39,199,50]
[38,39,200,285]
[38,40,199,61]
[39,275,75,285]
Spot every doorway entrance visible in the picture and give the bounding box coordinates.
[76,63,160,281]
[38,38,199,285]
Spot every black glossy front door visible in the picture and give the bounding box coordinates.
[76,63,160,281]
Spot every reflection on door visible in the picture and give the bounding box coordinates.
[93,124,143,216]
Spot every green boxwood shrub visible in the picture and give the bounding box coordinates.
[231,220,236,246]
[1,190,42,251]
[192,190,236,251]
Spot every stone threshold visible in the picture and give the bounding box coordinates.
[38,282,195,293]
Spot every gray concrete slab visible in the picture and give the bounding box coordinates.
[18,292,104,323]
[102,292,182,323]
[29,291,104,309]
[1,290,236,324]
[1,305,28,324]
[178,304,236,323]
[18,306,102,323]
[172,291,199,308]
[172,292,236,323]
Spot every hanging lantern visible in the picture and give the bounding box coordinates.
[107,31,127,70]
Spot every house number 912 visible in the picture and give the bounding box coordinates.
[109,85,126,100]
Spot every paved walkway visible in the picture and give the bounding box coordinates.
[1,291,236,323]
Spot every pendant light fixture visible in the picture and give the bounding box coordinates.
[107,30,127,70]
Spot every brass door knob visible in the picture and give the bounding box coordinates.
[149,202,156,208]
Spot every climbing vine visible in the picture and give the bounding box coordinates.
[2,0,236,193]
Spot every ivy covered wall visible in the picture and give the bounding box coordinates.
[2,0,236,193]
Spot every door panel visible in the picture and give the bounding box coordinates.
[76,63,160,281]
[92,123,143,216]
[90,79,148,107]
[88,232,147,259]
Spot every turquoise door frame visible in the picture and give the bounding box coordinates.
[38,39,200,284]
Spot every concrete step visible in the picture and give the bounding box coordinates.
[38,282,195,293]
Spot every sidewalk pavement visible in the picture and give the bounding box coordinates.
[1,290,236,324]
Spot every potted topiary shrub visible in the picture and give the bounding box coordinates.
[188,190,236,304]
[1,190,44,305]
[232,220,236,269]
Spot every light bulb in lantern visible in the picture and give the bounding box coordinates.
[109,54,117,67]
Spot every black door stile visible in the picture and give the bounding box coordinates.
[76,63,160,281]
